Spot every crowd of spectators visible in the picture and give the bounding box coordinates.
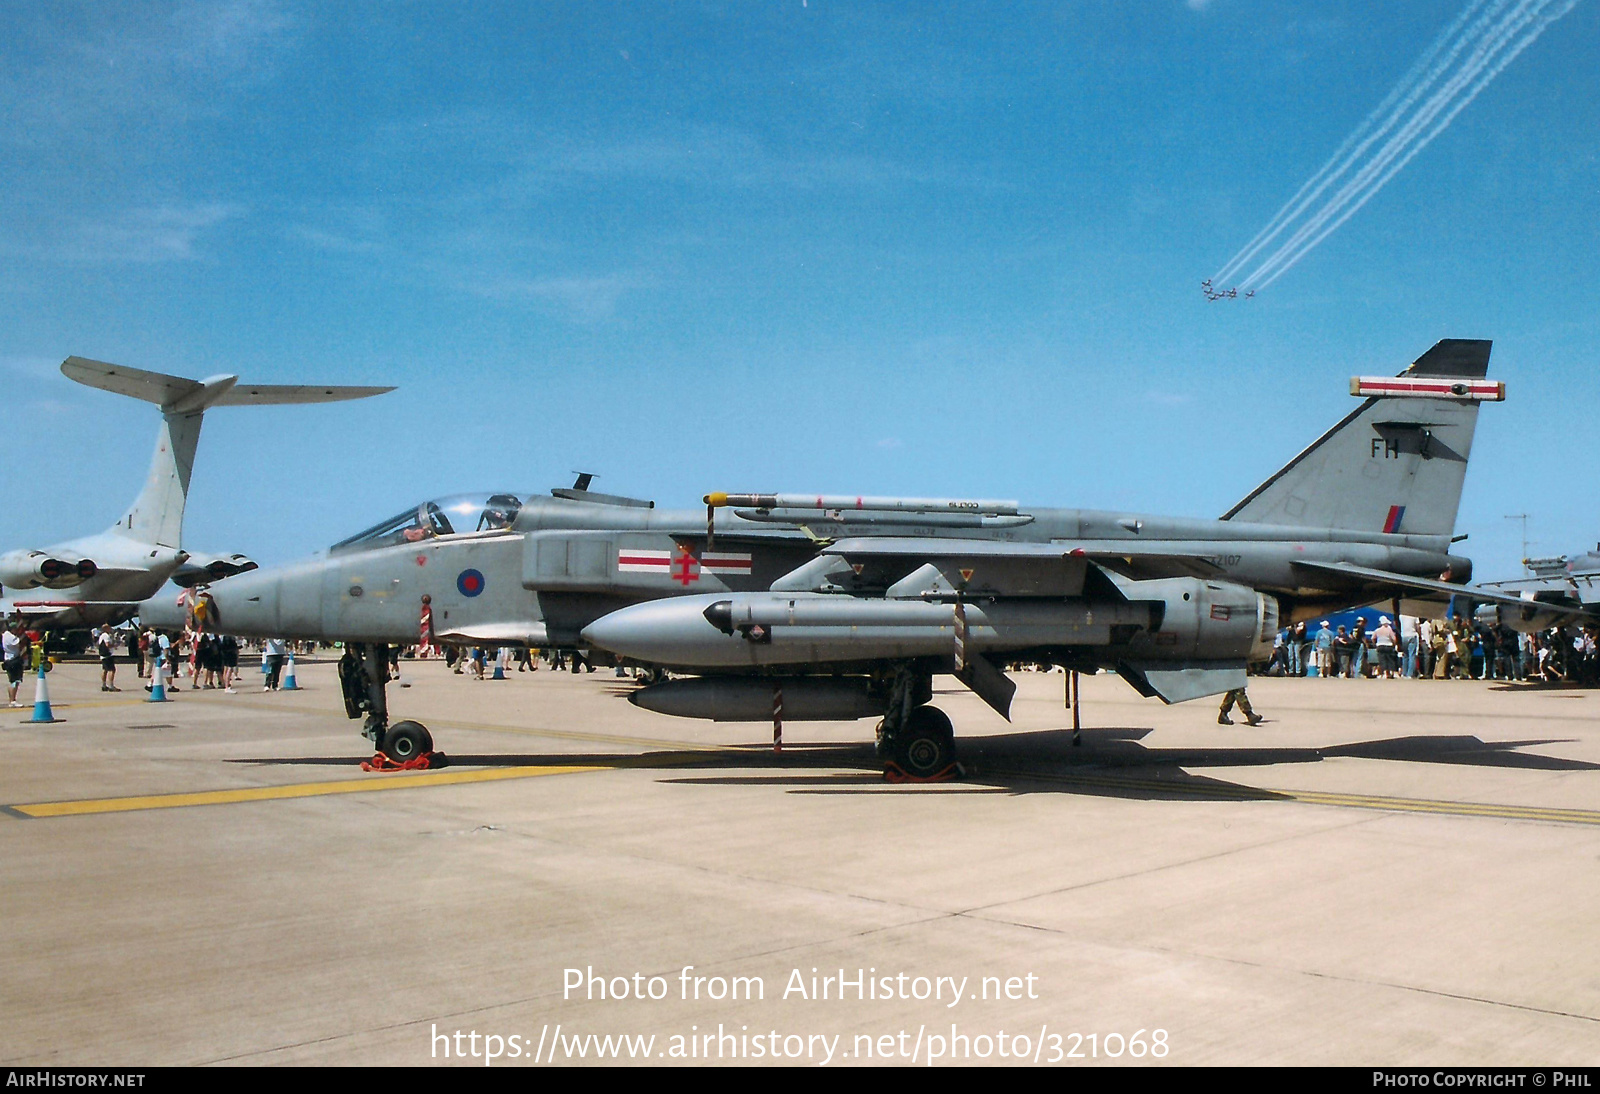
[1259,616,1600,684]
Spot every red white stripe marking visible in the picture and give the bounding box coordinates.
[616,550,751,575]
[617,551,673,573]
[1350,376,1504,400]
[701,552,752,574]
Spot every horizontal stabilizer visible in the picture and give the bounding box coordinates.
[63,357,394,411]
[1294,559,1594,617]
[213,383,396,406]
[1116,660,1246,704]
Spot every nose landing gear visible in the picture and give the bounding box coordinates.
[344,643,447,771]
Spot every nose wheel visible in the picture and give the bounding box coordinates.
[345,643,447,771]
[381,720,433,762]
[362,718,446,771]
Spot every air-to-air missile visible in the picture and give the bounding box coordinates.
[146,339,1531,778]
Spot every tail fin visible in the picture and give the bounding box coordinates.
[63,357,393,549]
[1220,339,1494,537]
[115,407,203,548]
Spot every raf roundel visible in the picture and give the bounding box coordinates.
[456,569,486,597]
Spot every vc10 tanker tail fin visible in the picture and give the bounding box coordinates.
[61,356,394,551]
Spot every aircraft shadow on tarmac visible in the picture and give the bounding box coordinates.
[668,728,1599,800]
[227,728,1598,802]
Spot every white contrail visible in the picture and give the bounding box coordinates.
[1233,0,1527,287]
[1253,0,1579,290]
[1209,0,1579,297]
[1242,0,1559,287]
[1211,0,1499,286]
[1241,0,1551,289]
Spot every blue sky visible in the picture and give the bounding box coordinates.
[4,1,1596,579]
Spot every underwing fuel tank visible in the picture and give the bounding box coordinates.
[629,677,882,721]
[583,579,1277,669]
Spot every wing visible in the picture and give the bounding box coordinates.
[817,537,1224,597]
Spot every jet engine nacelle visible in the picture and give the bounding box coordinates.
[1120,577,1280,663]
[171,552,259,588]
[0,549,98,590]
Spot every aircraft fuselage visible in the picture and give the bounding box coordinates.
[168,494,1470,646]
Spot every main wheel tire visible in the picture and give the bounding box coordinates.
[894,705,956,778]
[382,720,433,761]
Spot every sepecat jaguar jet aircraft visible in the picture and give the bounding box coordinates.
[148,339,1535,777]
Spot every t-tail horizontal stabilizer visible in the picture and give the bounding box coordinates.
[62,357,395,409]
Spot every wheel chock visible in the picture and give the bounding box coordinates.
[361,749,449,772]
[882,761,963,784]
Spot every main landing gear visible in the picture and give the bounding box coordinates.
[876,666,961,782]
[340,642,446,771]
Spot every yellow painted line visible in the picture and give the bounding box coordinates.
[989,769,1600,826]
[7,764,609,819]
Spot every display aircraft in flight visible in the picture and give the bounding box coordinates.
[144,339,1545,778]
[1,357,392,632]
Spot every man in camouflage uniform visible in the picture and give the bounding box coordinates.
[1218,687,1262,726]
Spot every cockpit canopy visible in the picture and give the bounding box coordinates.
[330,493,525,554]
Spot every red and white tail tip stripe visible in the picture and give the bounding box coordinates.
[1350,376,1504,401]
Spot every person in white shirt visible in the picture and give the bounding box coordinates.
[3,622,27,707]
[1373,616,1399,679]
[97,627,121,691]
[264,637,287,691]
